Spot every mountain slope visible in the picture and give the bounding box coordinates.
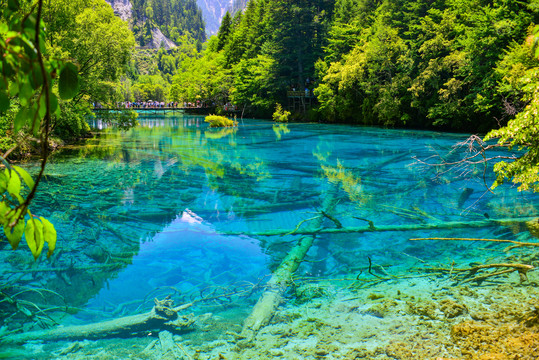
[197,0,232,35]
[197,0,248,35]
[105,0,206,48]
[106,0,132,21]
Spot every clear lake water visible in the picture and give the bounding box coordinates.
[2,114,538,356]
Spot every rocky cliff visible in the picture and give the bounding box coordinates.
[150,28,177,50]
[196,0,233,35]
[104,0,177,49]
[105,0,132,22]
[196,0,247,36]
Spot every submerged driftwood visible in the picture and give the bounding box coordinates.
[240,188,339,340]
[223,216,539,237]
[3,297,194,344]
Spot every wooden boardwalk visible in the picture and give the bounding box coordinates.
[287,91,314,113]
[92,107,210,115]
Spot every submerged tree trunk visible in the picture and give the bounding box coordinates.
[240,186,338,340]
[3,298,194,344]
[223,216,539,237]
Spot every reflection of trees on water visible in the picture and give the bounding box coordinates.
[0,117,276,333]
[87,115,205,130]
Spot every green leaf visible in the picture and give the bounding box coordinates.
[0,90,9,112]
[2,59,14,77]
[58,63,79,100]
[9,81,19,97]
[0,172,8,193]
[19,80,33,106]
[0,201,10,224]
[25,218,44,260]
[49,93,58,115]
[14,106,30,133]
[22,14,35,31]
[38,93,47,119]
[8,0,20,11]
[40,217,56,258]
[22,41,37,60]
[6,169,22,203]
[13,165,34,190]
[30,63,43,88]
[4,217,25,250]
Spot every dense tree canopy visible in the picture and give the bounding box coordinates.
[42,0,137,139]
[172,0,334,115]
[169,0,539,131]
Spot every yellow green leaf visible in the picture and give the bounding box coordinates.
[25,218,44,260]
[0,171,8,193]
[40,217,56,258]
[6,169,22,203]
[0,201,10,224]
[4,217,24,250]
[13,165,35,190]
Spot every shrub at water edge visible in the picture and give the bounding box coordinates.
[205,115,238,127]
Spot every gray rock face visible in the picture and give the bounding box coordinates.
[104,0,176,49]
[151,27,177,50]
[105,0,132,22]
[197,0,233,35]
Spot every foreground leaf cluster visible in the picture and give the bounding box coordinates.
[0,0,84,259]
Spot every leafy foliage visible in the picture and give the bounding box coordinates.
[272,103,290,122]
[315,0,539,130]
[483,41,539,191]
[170,0,333,117]
[0,0,83,259]
[205,115,238,127]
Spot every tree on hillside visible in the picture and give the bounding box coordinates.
[131,0,206,46]
[217,11,232,51]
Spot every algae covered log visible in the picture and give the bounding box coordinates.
[2,297,194,344]
[223,216,539,237]
[241,187,338,340]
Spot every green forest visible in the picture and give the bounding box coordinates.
[3,0,539,257]
[4,0,539,135]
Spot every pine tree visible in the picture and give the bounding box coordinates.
[217,11,232,51]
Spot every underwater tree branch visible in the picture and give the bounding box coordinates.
[1,297,196,344]
[410,237,539,251]
[424,263,534,284]
[411,134,519,193]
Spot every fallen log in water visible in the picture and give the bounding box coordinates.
[240,187,339,340]
[223,216,539,237]
[2,297,194,344]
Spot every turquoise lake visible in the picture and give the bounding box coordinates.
[2,114,538,358]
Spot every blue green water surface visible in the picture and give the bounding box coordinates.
[3,114,538,337]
